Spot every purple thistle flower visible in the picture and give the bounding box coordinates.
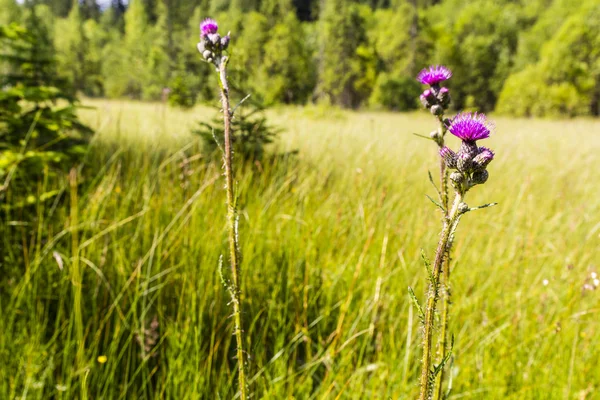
[201,18,218,37]
[448,112,494,142]
[417,65,452,86]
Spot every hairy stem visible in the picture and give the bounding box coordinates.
[218,59,248,400]
[435,119,451,400]
[419,192,463,400]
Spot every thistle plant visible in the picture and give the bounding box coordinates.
[197,18,248,400]
[414,65,497,400]
[416,66,454,399]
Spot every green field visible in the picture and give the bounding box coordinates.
[2,99,600,399]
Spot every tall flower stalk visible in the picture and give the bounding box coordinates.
[415,65,497,400]
[197,19,248,400]
[417,66,454,399]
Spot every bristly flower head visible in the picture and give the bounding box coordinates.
[417,65,452,86]
[198,18,230,66]
[448,112,494,142]
[201,18,218,37]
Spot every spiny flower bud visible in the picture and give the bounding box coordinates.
[473,147,494,170]
[439,146,457,169]
[208,33,221,46]
[472,169,489,185]
[430,105,443,116]
[437,87,451,108]
[456,152,472,173]
[420,89,436,109]
[430,130,444,146]
[221,35,230,49]
[449,171,465,192]
[458,140,479,159]
[458,202,470,214]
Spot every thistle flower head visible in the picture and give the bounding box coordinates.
[201,18,218,37]
[448,112,493,142]
[417,65,452,86]
[198,18,231,66]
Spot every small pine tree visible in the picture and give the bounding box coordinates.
[0,23,93,201]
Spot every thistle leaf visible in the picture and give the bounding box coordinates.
[425,194,446,213]
[412,132,433,141]
[468,202,498,212]
[408,286,425,323]
[428,170,442,199]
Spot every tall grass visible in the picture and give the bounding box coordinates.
[1,99,599,399]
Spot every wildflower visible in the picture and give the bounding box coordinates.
[417,65,452,86]
[197,18,230,66]
[542,279,549,286]
[200,18,218,37]
[448,112,493,142]
[97,355,108,364]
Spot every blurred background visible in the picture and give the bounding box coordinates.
[2,0,599,116]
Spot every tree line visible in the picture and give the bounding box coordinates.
[2,0,599,117]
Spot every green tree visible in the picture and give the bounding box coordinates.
[497,1,600,117]
[258,12,315,104]
[0,0,21,25]
[317,0,375,108]
[433,0,519,111]
[55,0,88,93]
[144,0,172,99]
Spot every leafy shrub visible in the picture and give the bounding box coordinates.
[369,73,421,111]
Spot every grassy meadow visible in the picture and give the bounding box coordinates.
[2,99,600,399]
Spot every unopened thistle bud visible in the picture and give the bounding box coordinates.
[430,105,443,116]
[439,146,457,169]
[420,89,436,109]
[437,87,451,108]
[473,147,494,170]
[456,152,473,173]
[471,169,489,185]
[221,35,230,49]
[458,140,479,159]
[449,171,465,192]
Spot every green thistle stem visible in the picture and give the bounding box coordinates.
[218,58,248,400]
[419,191,463,400]
[435,118,451,400]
